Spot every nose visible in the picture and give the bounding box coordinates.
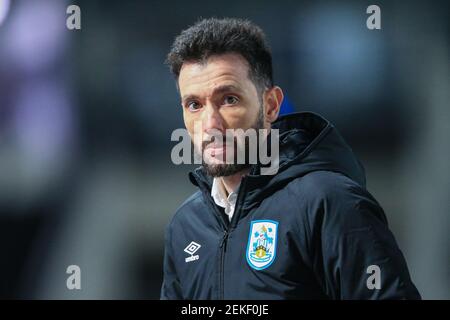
[202,103,225,134]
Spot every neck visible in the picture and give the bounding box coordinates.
[220,168,250,196]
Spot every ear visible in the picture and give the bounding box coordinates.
[264,86,284,124]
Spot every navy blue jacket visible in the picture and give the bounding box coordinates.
[161,112,421,300]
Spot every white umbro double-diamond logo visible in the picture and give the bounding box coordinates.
[184,241,201,263]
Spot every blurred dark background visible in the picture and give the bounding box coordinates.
[0,0,448,299]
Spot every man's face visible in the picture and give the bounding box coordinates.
[178,53,265,177]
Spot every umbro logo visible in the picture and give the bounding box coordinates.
[184,241,201,263]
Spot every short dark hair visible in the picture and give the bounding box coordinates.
[166,17,273,92]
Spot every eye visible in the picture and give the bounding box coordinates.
[187,101,202,111]
[223,95,239,106]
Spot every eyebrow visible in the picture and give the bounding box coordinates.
[181,85,243,103]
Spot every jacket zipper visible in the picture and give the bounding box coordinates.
[219,230,229,300]
[194,172,249,300]
[217,177,248,299]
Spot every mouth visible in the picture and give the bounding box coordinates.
[204,143,228,157]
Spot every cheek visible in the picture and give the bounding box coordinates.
[222,104,260,129]
[183,114,202,146]
[183,110,195,131]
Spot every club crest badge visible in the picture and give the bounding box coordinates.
[246,220,278,270]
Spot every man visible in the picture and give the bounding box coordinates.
[161,18,420,299]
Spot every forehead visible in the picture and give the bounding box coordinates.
[178,53,253,96]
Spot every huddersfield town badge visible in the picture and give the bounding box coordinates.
[246,220,278,270]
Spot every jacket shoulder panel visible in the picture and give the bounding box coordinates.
[285,170,387,240]
[168,190,205,227]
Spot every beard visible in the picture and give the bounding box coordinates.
[200,107,265,178]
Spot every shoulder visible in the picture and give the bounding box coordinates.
[175,190,204,215]
[287,170,386,228]
[165,190,205,233]
[287,170,364,201]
